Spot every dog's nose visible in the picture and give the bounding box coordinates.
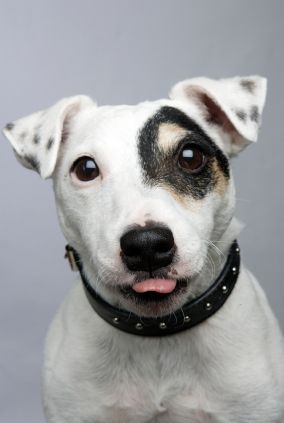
[120,226,175,272]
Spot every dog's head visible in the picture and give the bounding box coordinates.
[3,76,266,317]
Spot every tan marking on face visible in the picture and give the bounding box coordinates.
[160,159,228,208]
[160,183,203,212]
[158,122,188,151]
[212,160,229,195]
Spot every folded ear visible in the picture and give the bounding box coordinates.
[169,76,267,156]
[3,95,94,179]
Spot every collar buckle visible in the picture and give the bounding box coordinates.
[65,245,79,272]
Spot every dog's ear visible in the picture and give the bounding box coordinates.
[169,76,267,156]
[3,95,94,179]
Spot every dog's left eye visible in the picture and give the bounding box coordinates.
[71,156,99,182]
[178,144,207,173]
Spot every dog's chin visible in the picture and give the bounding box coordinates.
[116,278,191,318]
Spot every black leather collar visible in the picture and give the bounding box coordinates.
[65,241,240,337]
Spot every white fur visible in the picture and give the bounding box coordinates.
[3,76,284,422]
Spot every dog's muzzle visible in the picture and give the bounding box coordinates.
[120,225,175,272]
[65,241,241,336]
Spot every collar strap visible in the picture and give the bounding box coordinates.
[65,241,240,337]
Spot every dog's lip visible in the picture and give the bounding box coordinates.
[132,278,177,294]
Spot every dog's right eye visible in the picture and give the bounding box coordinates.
[71,156,99,182]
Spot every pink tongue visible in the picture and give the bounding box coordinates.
[132,279,177,294]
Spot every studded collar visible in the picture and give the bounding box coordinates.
[65,241,240,337]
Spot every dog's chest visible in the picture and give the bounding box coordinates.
[44,282,284,423]
[71,334,221,423]
[95,397,214,423]
[95,392,215,423]
[82,371,215,423]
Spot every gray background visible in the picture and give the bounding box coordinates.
[0,0,283,421]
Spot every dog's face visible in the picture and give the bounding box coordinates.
[3,76,266,317]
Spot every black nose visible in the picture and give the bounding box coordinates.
[120,226,175,272]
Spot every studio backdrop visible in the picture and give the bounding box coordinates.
[0,1,283,422]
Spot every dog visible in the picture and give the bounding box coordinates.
[3,76,284,423]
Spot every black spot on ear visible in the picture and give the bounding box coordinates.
[46,137,54,150]
[5,122,14,131]
[235,109,247,121]
[33,134,40,144]
[250,106,259,123]
[24,155,40,172]
[240,79,256,94]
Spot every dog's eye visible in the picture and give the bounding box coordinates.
[71,156,99,182]
[178,144,206,173]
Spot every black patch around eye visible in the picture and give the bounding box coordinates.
[24,155,40,172]
[5,122,14,131]
[250,105,259,123]
[138,106,229,200]
[46,137,54,150]
[240,79,256,94]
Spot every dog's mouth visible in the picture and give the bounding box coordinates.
[119,277,188,303]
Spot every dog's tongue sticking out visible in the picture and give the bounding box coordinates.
[132,279,176,294]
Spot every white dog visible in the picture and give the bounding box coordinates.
[4,76,284,423]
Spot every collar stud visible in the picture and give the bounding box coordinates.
[205,302,212,311]
[159,322,167,330]
[135,323,143,330]
[221,285,228,294]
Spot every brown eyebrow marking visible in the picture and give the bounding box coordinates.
[158,122,188,152]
